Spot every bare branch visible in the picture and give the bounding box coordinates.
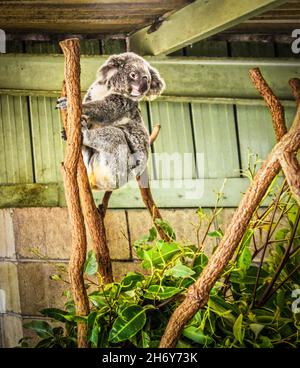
[249,68,287,140]
[279,151,300,206]
[137,170,169,242]
[289,78,300,106]
[150,124,161,145]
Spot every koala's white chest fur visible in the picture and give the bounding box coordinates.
[84,80,108,102]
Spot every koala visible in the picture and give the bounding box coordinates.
[57,52,165,191]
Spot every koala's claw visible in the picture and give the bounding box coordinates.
[55,97,67,110]
[61,128,67,141]
[81,115,90,129]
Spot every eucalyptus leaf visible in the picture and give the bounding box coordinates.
[88,293,108,308]
[238,246,252,273]
[154,219,176,240]
[142,242,180,269]
[182,326,213,345]
[208,230,223,238]
[250,323,264,339]
[121,272,145,290]
[165,263,195,278]
[144,285,182,300]
[233,314,244,344]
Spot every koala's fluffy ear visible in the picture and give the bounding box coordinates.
[96,54,126,83]
[146,65,165,99]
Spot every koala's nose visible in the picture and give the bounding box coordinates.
[140,77,149,93]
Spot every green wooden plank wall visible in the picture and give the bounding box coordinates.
[0,38,298,208]
[0,95,33,183]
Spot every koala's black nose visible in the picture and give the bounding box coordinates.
[140,76,149,93]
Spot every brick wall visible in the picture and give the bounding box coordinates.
[0,207,235,347]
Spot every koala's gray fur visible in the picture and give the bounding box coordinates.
[80,52,165,191]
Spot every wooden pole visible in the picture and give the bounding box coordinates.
[159,73,300,348]
[59,38,89,348]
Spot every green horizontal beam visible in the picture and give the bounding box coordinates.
[0,54,299,100]
[0,89,295,107]
[130,0,287,56]
[0,178,251,208]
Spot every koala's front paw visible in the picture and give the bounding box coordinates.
[61,128,67,141]
[81,115,90,129]
[55,97,67,110]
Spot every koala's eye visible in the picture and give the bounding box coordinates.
[130,72,138,80]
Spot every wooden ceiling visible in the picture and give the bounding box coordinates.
[230,0,300,33]
[0,0,299,37]
[0,0,194,35]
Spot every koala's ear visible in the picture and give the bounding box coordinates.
[146,65,165,99]
[96,55,126,83]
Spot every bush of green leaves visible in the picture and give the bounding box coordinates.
[21,175,300,348]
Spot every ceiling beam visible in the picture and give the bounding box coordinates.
[0,54,298,100]
[129,0,288,55]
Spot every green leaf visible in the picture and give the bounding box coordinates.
[109,305,147,343]
[84,250,98,276]
[275,228,289,241]
[241,229,254,247]
[142,242,180,269]
[144,285,182,300]
[276,290,286,311]
[259,336,273,348]
[233,314,244,344]
[182,326,213,345]
[230,266,268,285]
[238,246,252,273]
[141,330,150,348]
[176,340,193,348]
[49,274,62,281]
[148,227,157,242]
[87,311,98,329]
[88,293,108,308]
[134,227,157,246]
[23,321,53,339]
[208,230,223,238]
[90,324,100,348]
[250,323,264,340]
[154,219,176,240]
[121,272,145,290]
[40,308,70,322]
[209,295,238,315]
[34,337,54,348]
[193,253,208,276]
[165,262,195,278]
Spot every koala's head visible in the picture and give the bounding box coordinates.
[97,52,165,100]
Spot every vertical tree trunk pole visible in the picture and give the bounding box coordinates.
[59,39,89,348]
